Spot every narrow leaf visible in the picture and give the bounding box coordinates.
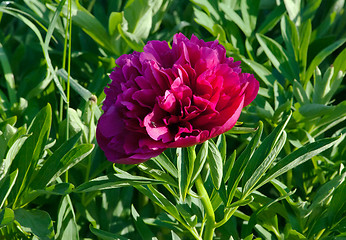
[75,173,162,193]
[152,152,178,179]
[207,139,223,190]
[242,113,291,190]
[227,121,263,206]
[243,131,287,196]
[0,42,16,105]
[57,69,101,119]
[131,205,158,240]
[90,225,129,240]
[55,195,79,240]
[190,141,208,187]
[135,185,183,222]
[256,33,296,82]
[305,38,346,84]
[177,148,189,200]
[0,169,18,209]
[257,4,286,34]
[257,136,344,190]
[241,58,275,87]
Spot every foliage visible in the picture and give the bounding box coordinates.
[0,0,345,239]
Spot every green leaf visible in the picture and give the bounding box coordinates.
[0,208,14,228]
[216,134,227,162]
[171,230,182,240]
[243,189,295,236]
[332,47,346,80]
[242,113,291,195]
[283,0,301,24]
[257,4,286,34]
[57,69,101,119]
[280,15,300,81]
[177,147,189,200]
[241,58,275,87]
[152,152,178,179]
[224,150,236,183]
[30,183,75,197]
[9,104,51,204]
[305,171,346,218]
[0,116,16,130]
[256,33,296,82]
[50,143,94,179]
[48,1,116,55]
[226,126,258,135]
[324,173,346,225]
[176,201,198,227]
[301,0,322,22]
[0,42,16,106]
[138,163,177,187]
[42,0,67,101]
[305,38,346,84]
[30,133,81,189]
[193,7,216,36]
[313,66,334,104]
[324,69,345,104]
[298,19,311,80]
[191,0,220,21]
[131,205,158,240]
[14,208,54,239]
[207,139,223,190]
[135,185,183,223]
[257,136,344,190]
[55,195,79,240]
[114,166,165,185]
[90,225,129,240]
[30,132,84,190]
[118,24,145,52]
[0,6,67,103]
[312,101,346,137]
[243,131,287,196]
[75,173,163,193]
[108,12,122,36]
[220,2,251,37]
[241,0,259,32]
[190,141,208,187]
[293,79,309,105]
[6,125,26,149]
[0,134,29,183]
[299,104,334,119]
[0,169,18,209]
[227,121,263,206]
[123,0,153,38]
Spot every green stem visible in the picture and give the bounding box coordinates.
[66,0,72,140]
[195,175,215,240]
[215,207,238,228]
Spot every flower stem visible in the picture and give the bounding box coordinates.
[195,175,215,240]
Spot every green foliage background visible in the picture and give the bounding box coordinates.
[0,0,345,239]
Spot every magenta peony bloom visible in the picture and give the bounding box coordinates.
[96,33,259,164]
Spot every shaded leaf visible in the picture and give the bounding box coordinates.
[90,225,129,240]
[14,208,54,239]
[55,195,79,240]
[257,136,344,190]
[131,205,158,240]
[0,208,14,228]
[0,169,18,209]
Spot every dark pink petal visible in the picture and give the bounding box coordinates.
[158,90,177,113]
[240,73,259,106]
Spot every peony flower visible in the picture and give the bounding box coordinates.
[96,33,259,164]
